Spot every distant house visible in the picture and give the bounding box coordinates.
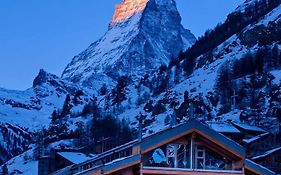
[242,132,274,157]
[230,122,267,139]
[252,147,281,174]
[206,121,244,144]
[52,119,276,175]
[38,151,94,175]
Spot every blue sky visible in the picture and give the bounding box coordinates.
[0,0,244,90]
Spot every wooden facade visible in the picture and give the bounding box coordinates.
[53,120,276,175]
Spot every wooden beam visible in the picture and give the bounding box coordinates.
[195,129,244,159]
[140,168,244,175]
[195,135,241,161]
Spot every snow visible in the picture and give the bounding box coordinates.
[0,85,66,130]
[256,4,281,25]
[104,156,131,166]
[246,159,276,174]
[252,147,281,160]
[236,0,258,13]
[62,13,142,81]
[271,70,281,85]
[173,60,221,97]
[4,149,38,175]
[206,121,241,133]
[49,139,77,150]
[243,132,269,144]
[221,110,242,122]
[57,152,95,164]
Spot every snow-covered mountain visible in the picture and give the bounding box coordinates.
[62,0,196,88]
[0,70,91,164]
[1,0,281,174]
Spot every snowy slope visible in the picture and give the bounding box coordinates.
[0,70,92,164]
[0,70,86,129]
[3,148,38,175]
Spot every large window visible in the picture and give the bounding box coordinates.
[144,142,236,171]
[144,143,190,169]
[195,145,232,170]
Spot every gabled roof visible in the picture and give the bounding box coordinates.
[57,152,96,165]
[245,159,276,175]
[231,122,266,133]
[140,119,245,157]
[206,121,241,133]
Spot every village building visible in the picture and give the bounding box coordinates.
[252,147,281,174]
[48,120,276,175]
[230,122,267,139]
[206,121,245,144]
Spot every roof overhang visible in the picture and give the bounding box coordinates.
[245,159,276,175]
[139,120,245,158]
[102,154,141,174]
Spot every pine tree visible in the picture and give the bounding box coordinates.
[1,163,9,175]
[112,76,128,106]
[271,44,280,68]
[51,110,58,123]
[184,91,190,103]
[61,94,71,117]
[255,48,266,73]
[120,119,133,144]
[99,84,107,96]
[73,90,83,104]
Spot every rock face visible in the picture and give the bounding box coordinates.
[62,0,196,88]
[112,0,148,25]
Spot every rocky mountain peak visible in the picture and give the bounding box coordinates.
[62,0,196,88]
[33,69,50,87]
[111,0,148,26]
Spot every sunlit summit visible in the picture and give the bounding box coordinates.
[112,0,148,24]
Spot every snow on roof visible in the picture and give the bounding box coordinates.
[252,147,281,160]
[57,152,96,165]
[206,121,241,133]
[243,133,270,144]
[102,155,141,173]
[245,159,276,175]
[232,122,266,133]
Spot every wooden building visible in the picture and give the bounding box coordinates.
[52,120,276,175]
[230,122,267,139]
[242,132,273,157]
[252,147,281,174]
[206,121,245,144]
